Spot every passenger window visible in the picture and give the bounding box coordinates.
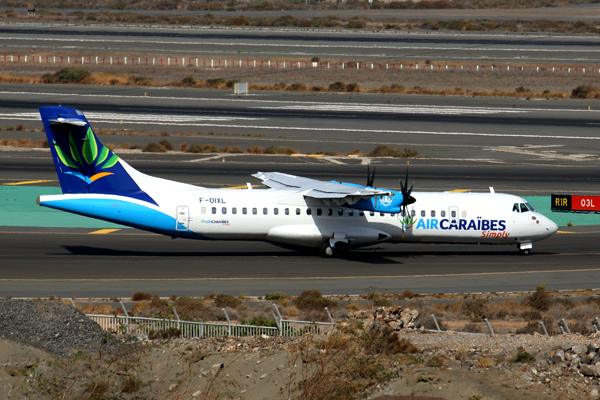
[222,207,227,214]
[296,208,301,215]
[285,208,289,215]
[307,208,312,215]
[451,210,456,218]
[431,210,435,217]
[462,211,467,218]
[512,203,519,213]
[263,208,268,215]
[274,208,279,215]
[252,207,257,215]
[421,210,426,217]
[328,209,333,216]
[411,210,416,217]
[232,207,237,215]
[441,210,446,217]
[242,207,247,215]
[201,207,206,214]
[212,207,217,214]
[520,203,529,213]
[338,209,343,216]
[349,210,354,216]
[370,211,375,216]
[317,208,322,216]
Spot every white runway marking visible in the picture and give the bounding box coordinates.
[261,104,529,115]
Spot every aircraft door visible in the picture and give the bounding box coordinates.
[176,206,189,231]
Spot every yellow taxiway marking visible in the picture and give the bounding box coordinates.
[2,267,600,282]
[3,180,54,186]
[88,229,121,235]
[449,189,470,192]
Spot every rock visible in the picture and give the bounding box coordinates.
[552,350,565,363]
[591,387,599,398]
[192,391,202,397]
[594,364,600,377]
[562,343,573,352]
[572,345,587,355]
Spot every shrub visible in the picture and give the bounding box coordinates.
[247,146,264,154]
[179,142,188,152]
[461,322,482,333]
[226,79,240,88]
[187,144,203,153]
[158,139,173,151]
[228,15,250,25]
[131,292,152,301]
[346,82,361,92]
[515,86,531,93]
[214,294,242,309]
[181,76,198,87]
[510,352,535,363]
[346,20,366,29]
[328,81,347,92]
[364,325,419,355]
[287,83,307,91]
[241,316,278,327]
[206,78,226,87]
[293,290,337,311]
[263,145,298,155]
[367,145,419,158]
[265,292,286,301]
[521,310,542,321]
[47,68,91,84]
[516,322,542,334]
[132,76,153,85]
[463,299,490,322]
[311,56,321,62]
[572,85,597,99]
[142,142,167,153]
[203,144,219,153]
[401,289,416,299]
[524,284,552,312]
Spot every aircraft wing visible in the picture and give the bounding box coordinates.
[252,172,391,204]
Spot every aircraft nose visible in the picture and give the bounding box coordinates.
[545,217,558,236]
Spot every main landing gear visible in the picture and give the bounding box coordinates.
[320,242,348,258]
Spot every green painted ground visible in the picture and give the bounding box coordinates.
[0,187,597,228]
[0,186,124,228]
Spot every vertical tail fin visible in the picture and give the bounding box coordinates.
[39,106,155,204]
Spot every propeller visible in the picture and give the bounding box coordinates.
[399,162,416,215]
[366,164,376,188]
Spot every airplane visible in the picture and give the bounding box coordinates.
[37,106,558,257]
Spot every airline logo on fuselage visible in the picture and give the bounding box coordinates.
[413,218,510,238]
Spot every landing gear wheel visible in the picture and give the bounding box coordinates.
[320,243,335,258]
[519,248,531,256]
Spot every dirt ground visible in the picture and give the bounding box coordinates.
[1,50,598,94]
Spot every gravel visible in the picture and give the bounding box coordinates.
[0,299,117,356]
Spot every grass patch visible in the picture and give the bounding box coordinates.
[263,145,298,155]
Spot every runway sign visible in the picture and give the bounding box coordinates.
[552,194,600,212]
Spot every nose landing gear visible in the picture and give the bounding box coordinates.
[518,241,532,256]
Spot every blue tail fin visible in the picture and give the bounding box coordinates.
[39,106,155,204]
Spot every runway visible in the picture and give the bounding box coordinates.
[0,225,599,298]
[1,84,600,298]
[2,84,600,165]
[3,22,600,64]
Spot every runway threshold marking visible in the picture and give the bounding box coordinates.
[88,229,121,235]
[2,267,600,282]
[449,189,470,192]
[3,180,53,186]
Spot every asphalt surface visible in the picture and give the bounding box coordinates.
[1,85,600,297]
[2,21,600,64]
[0,225,598,298]
[2,84,600,167]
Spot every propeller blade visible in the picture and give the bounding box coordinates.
[366,165,376,187]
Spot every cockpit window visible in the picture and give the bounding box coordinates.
[525,203,536,212]
[512,203,519,213]
[520,203,529,213]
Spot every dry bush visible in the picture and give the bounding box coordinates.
[131,292,152,301]
[263,145,298,155]
[461,322,482,333]
[521,310,542,321]
[524,284,552,311]
[293,290,337,311]
[515,322,543,335]
[286,305,299,317]
[345,302,363,311]
[478,357,495,368]
[179,142,188,152]
[142,142,168,153]
[247,146,263,154]
[367,145,419,158]
[401,289,416,299]
[0,138,48,148]
[214,294,242,309]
